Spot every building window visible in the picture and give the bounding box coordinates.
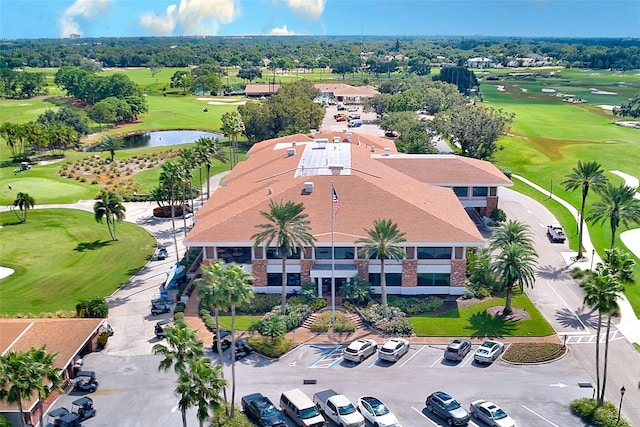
[217,247,251,263]
[368,273,402,286]
[453,187,468,197]
[417,247,452,259]
[315,247,332,259]
[417,273,451,286]
[287,273,301,286]
[454,247,464,260]
[490,187,497,197]
[254,246,264,259]
[267,273,281,286]
[334,247,355,259]
[267,247,301,259]
[472,187,488,197]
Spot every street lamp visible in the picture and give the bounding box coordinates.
[617,385,626,424]
[590,249,595,271]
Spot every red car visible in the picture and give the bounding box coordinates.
[336,116,347,122]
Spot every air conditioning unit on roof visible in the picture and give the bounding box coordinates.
[303,182,314,193]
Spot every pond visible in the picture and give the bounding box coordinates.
[87,130,224,151]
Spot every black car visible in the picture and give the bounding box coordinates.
[212,331,231,352]
[425,391,470,426]
[241,393,287,427]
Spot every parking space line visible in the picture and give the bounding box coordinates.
[367,357,380,368]
[308,345,341,368]
[411,406,438,426]
[399,345,425,367]
[459,353,473,367]
[429,354,443,368]
[328,356,344,368]
[522,405,561,426]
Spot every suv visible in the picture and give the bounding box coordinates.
[342,338,377,363]
[444,339,471,362]
[425,391,469,426]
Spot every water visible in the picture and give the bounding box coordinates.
[87,130,224,151]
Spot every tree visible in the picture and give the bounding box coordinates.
[355,219,406,319]
[175,358,227,427]
[489,219,533,251]
[587,182,640,250]
[491,242,537,315]
[220,111,245,168]
[252,200,316,315]
[237,66,262,81]
[101,135,123,162]
[194,137,227,199]
[613,93,640,118]
[93,189,126,241]
[215,262,253,417]
[338,275,371,306]
[170,70,193,94]
[433,66,479,94]
[12,192,35,223]
[160,161,183,261]
[27,347,61,427]
[562,161,608,259]
[152,319,204,375]
[433,103,514,160]
[259,315,286,343]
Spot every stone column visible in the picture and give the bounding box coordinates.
[401,260,417,287]
[450,260,467,288]
[252,260,267,287]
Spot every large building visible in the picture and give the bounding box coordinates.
[184,131,511,297]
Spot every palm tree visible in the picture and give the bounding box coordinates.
[175,358,227,427]
[0,351,32,427]
[12,192,35,223]
[491,242,537,315]
[160,161,182,261]
[220,111,245,168]
[252,200,316,315]
[190,144,207,207]
[488,219,533,251]
[587,182,640,250]
[562,161,608,259]
[27,347,61,427]
[355,219,406,319]
[195,137,227,199]
[152,319,204,374]
[101,135,123,162]
[216,262,253,417]
[581,269,623,406]
[93,189,126,241]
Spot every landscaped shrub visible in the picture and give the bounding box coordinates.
[571,398,631,427]
[236,293,280,314]
[360,303,414,336]
[571,267,587,280]
[247,335,292,358]
[310,298,327,311]
[256,303,312,333]
[174,302,186,314]
[97,331,110,348]
[76,297,109,318]
[309,311,355,333]
[502,343,565,363]
[387,295,444,315]
[490,208,507,224]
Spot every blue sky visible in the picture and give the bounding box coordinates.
[1,0,639,39]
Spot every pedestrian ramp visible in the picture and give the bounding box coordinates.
[308,345,344,368]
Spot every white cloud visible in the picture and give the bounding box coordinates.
[284,0,325,20]
[269,25,295,35]
[139,0,239,36]
[58,0,111,37]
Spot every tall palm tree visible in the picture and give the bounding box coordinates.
[491,242,537,315]
[190,144,207,207]
[216,262,253,417]
[0,351,32,427]
[252,200,316,315]
[562,161,608,259]
[195,137,227,199]
[152,319,204,374]
[175,157,194,238]
[581,269,623,406]
[27,347,61,427]
[160,161,182,261]
[101,135,123,162]
[12,192,35,223]
[93,189,126,241]
[488,219,533,251]
[220,111,245,168]
[175,358,227,427]
[587,182,640,250]
[356,219,406,319]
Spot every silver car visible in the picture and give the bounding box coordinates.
[378,338,410,362]
[342,338,378,363]
[474,340,504,364]
[357,396,401,427]
[469,400,516,427]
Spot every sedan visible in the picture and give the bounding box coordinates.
[357,396,400,427]
[474,340,504,364]
[336,116,347,122]
[343,338,378,363]
[378,338,410,362]
[469,400,516,427]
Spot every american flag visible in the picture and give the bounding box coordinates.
[332,185,341,217]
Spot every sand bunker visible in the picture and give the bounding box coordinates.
[615,121,640,129]
[598,105,617,111]
[196,97,246,106]
[0,266,15,280]
[541,88,556,93]
[590,88,617,95]
[496,85,505,92]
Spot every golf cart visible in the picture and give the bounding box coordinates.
[234,338,254,360]
[46,408,82,427]
[154,319,174,339]
[71,397,96,421]
[151,300,171,316]
[20,162,31,171]
[73,371,98,393]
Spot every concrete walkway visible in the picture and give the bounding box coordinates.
[512,174,640,346]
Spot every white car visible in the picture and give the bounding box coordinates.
[357,396,401,427]
[342,338,378,363]
[474,340,505,364]
[378,338,410,362]
[469,400,516,427]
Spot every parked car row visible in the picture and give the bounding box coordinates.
[426,391,516,427]
[342,338,410,364]
[444,338,505,364]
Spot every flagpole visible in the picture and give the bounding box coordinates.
[331,182,336,327]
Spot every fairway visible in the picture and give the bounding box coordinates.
[0,209,155,315]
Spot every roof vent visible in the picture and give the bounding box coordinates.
[287,148,296,157]
[310,129,317,138]
[267,188,273,195]
[333,136,341,143]
[303,182,314,193]
[370,146,375,152]
[314,138,328,149]
[383,147,391,156]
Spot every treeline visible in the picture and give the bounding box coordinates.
[0,36,638,71]
[0,68,48,98]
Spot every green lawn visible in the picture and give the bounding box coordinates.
[410,293,555,337]
[216,315,263,331]
[0,209,155,315]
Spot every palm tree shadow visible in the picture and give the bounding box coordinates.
[464,311,518,339]
[74,240,112,252]
[536,264,572,281]
[555,306,599,330]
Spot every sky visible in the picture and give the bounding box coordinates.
[0,0,639,40]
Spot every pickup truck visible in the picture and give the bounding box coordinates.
[546,224,567,243]
[241,393,287,427]
[313,389,365,427]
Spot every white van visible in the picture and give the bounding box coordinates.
[280,388,326,427]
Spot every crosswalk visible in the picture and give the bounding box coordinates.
[559,329,625,344]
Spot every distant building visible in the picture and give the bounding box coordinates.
[69,33,81,39]
[466,57,493,68]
